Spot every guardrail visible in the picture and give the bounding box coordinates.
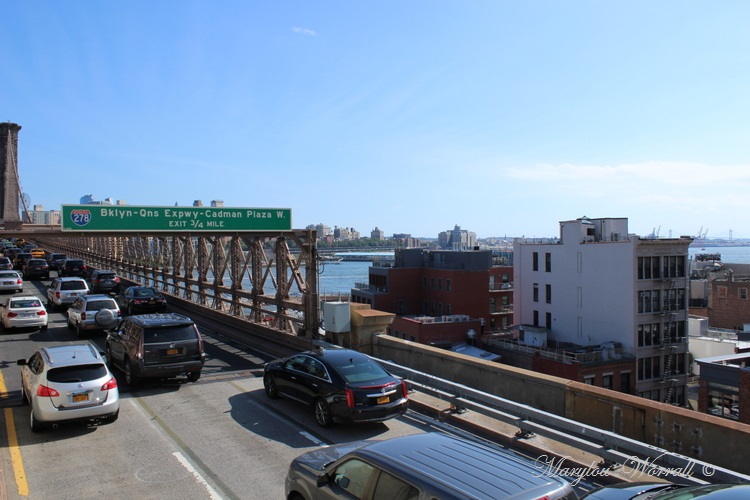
[378,359,750,486]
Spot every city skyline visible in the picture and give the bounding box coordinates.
[4,3,750,239]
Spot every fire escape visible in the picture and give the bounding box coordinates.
[661,277,679,404]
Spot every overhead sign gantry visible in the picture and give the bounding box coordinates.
[61,205,292,232]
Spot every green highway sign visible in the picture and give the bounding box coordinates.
[61,205,292,232]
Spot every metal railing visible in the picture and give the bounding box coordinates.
[379,358,750,485]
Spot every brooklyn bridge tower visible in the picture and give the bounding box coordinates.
[0,122,23,229]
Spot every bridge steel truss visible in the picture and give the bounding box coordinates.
[31,229,320,338]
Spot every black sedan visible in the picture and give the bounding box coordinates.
[116,286,168,315]
[263,347,408,427]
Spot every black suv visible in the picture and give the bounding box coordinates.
[46,253,67,271]
[87,270,121,294]
[105,313,206,385]
[59,259,87,277]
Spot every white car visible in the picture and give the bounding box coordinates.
[0,270,23,293]
[1,295,48,330]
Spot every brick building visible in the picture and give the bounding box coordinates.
[351,248,513,335]
[707,270,750,331]
[696,352,750,425]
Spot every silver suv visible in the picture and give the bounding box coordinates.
[67,294,121,337]
[46,277,89,311]
[17,342,119,431]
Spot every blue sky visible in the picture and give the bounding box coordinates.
[3,2,750,239]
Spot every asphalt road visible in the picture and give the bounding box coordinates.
[0,277,443,500]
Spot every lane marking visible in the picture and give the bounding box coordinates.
[172,451,223,500]
[132,397,240,500]
[0,371,29,497]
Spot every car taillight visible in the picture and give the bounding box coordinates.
[37,385,60,397]
[16,279,22,284]
[6,312,17,318]
[81,312,87,320]
[55,292,61,298]
[36,310,46,317]
[101,377,118,391]
[345,388,355,408]
[114,277,120,282]
[401,380,409,399]
[117,310,122,317]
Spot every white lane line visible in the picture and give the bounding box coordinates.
[299,431,328,447]
[172,451,223,500]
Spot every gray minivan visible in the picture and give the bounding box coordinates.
[285,432,577,500]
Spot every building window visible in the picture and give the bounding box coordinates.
[545,312,551,330]
[397,300,407,315]
[584,375,594,385]
[446,279,451,292]
[533,283,539,302]
[533,252,539,271]
[602,374,613,390]
[545,253,551,272]
[437,278,442,291]
[638,356,662,381]
[545,284,551,304]
[430,277,435,289]
[445,304,451,315]
[423,277,427,288]
[533,310,539,327]
[741,288,748,300]
[717,286,728,299]
[620,371,631,393]
[638,323,661,347]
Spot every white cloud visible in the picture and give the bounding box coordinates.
[292,27,316,36]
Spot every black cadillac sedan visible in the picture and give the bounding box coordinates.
[263,347,409,428]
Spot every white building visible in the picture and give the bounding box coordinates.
[514,217,692,405]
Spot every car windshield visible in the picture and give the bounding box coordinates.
[333,358,391,384]
[11,299,41,308]
[47,364,108,383]
[0,271,18,278]
[85,299,117,311]
[143,325,197,344]
[60,281,87,290]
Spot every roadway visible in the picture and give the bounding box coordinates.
[0,276,605,499]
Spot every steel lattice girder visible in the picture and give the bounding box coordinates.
[30,229,320,337]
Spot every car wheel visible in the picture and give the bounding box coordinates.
[263,374,279,399]
[105,347,113,367]
[30,409,45,432]
[314,398,334,428]
[40,324,48,331]
[76,321,84,338]
[186,371,201,382]
[124,358,139,386]
[67,316,74,329]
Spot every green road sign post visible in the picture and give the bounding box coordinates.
[61,205,292,232]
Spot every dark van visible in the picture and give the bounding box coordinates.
[285,432,577,500]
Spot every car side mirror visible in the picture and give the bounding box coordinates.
[316,473,331,488]
[17,359,27,366]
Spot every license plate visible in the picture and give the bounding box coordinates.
[21,312,36,318]
[2,281,12,285]
[377,396,390,405]
[166,348,179,355]
[69,293,78,297]
[72,393,89,403]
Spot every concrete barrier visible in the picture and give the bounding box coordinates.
[372,334,750,476]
